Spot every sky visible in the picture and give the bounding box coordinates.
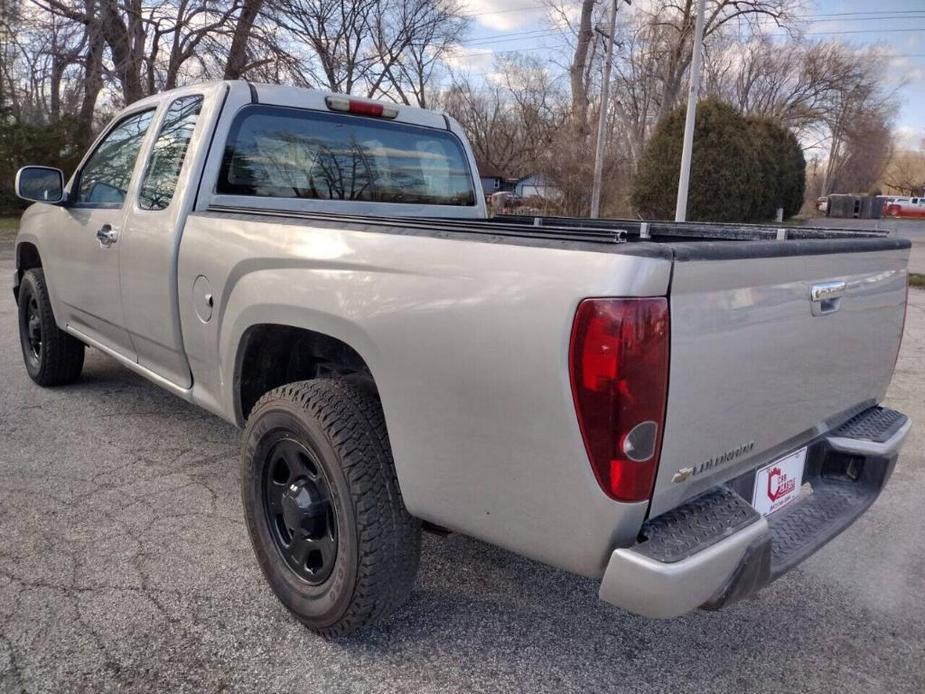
[454,0,925,150]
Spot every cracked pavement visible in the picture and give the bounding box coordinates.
[1,235,925,693]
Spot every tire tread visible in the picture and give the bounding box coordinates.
[248,379,420,637]
[19,268,84,386]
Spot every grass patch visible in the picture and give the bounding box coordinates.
[910,273,925,290]
[0,216,19,243]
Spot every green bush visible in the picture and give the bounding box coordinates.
[747,116,806,219]
[631,99,805,222]
[0,115,84,215]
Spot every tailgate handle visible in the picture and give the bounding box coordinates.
[810,280,846,315]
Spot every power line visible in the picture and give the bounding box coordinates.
[453,24,925,55]
[458,2,925,22]
[803,14,925,24]
[452,33,925,64]
[463,28,562,46]
[798,26,925,36]
[798,9,925,20]
[458,2,576,20]
[450,3,925,58]
[453,16,925,54]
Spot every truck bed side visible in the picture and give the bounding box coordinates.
[177,209,673,577]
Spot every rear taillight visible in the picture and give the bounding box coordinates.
[324,95,398,119]
[569,298,670,502]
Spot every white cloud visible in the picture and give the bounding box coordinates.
[443,45,496,73]
[888,55,925,82]
[460,0,549,31]
[894,126,925,151]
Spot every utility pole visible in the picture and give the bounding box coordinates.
[589,0,626,219]
[674,0,706,222]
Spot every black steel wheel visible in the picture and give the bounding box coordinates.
[17,268,84,386]
[263,438,338,585]
[23,291,42,363]
[241,379,421,637]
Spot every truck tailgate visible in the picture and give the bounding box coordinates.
[650,240,909,517]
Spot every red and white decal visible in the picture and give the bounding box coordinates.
[752,447,806,515]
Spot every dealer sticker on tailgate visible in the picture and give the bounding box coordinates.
[752,447,807,516]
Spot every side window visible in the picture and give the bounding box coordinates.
[76,110,155,206]
[139,95,203,211]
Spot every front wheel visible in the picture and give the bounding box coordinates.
[17,268,84,386]
[241,379,421,637]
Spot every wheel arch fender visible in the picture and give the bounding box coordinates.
[13,235,42,303]
[222,304,383,427]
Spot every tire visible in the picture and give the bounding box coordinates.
[241,379,421,637]
[17,268,85,386]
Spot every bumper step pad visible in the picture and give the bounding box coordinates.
[767,479,873,574]
[635,487,759,563]
[832,406,906,443]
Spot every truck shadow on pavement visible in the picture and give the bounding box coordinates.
[2,350,920,693]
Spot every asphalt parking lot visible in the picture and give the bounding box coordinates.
[1,230,924,693]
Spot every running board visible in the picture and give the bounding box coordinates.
[65,325,193,400]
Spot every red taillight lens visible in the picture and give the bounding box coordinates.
[569,298,670,502]
[325,96,398,119]
[348,100,384,117]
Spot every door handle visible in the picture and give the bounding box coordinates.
[96,224,119,248]
[810,280,846,315]
[810,281,846,302]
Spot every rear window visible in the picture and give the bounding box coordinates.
[217,105,476,206]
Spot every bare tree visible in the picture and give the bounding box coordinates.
[224,0,265,79]
[37,0,248,104]
[97,0,145,104]
[882,144,925,197]
[268,0,465,103]
[441,54,566,178]
[643,0,793,119]
[567,0,596,139]
[369,0,467,107]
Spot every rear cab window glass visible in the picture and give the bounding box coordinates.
[139,95,203,211]
[217,105,476,206]
[76,110,155,206]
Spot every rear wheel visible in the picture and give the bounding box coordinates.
[17,268,84,386]
[241,379,421,637]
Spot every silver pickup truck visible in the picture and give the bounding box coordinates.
[12,81,912,637]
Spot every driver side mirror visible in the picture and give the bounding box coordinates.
[15,166,65,204]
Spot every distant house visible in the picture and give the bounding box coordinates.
[476,160,517,197]
[514,173,561,201]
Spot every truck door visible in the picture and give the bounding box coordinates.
[117,92,206,389]
[50,109,156,357]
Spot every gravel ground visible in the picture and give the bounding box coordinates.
[1,235,924,693]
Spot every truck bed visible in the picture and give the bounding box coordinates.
[202,203,910,515]
[209,204,906,259]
